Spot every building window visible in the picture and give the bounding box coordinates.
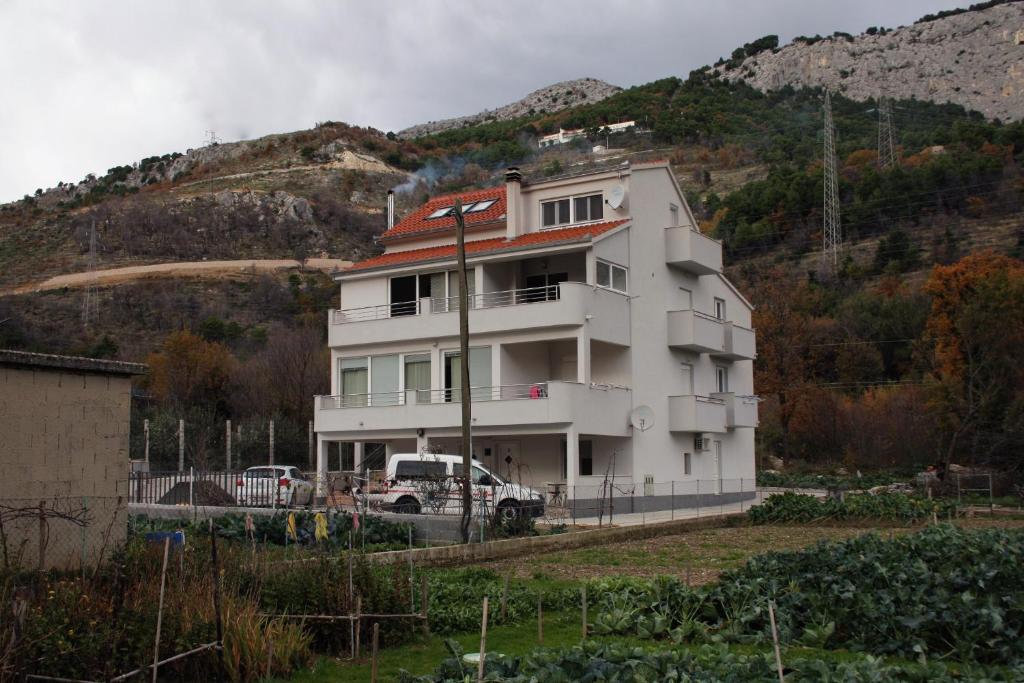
[670,203,680,226]
[714,297,726,321]
[541,199,570,227]
[524,272,568,302]
[684,452,692,476]
[340,357,368,406]
[715,366,729,393]
[542,193,603,228]
[404,354,431,403]
[579,439,593,476]
[596,259,627,294]
[444,346,492,402]
[573,194,603,222]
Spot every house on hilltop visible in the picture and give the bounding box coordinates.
[313,160,757,509]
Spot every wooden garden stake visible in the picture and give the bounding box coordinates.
[354,596,362,659]
[478,596,489,683]
[210,520,225,683]
[581,586,588,639]
[152,537,170,683]
[421,574,430,635]
[501,574,509,622]
[537,594,544,645]
[370,622,380,683]
[266,640,274,680]
[768,601,784,683]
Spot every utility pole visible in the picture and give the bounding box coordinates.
[454,200,473,544]
[876,96,897,169]
[822,90,842,271]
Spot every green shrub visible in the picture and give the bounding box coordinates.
[747,491,957,524]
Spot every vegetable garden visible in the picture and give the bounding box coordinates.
[394,524,1024,682]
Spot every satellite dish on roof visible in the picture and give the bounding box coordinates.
[630,405,655,431]
[607,184,626,210]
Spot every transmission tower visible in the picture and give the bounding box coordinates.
[877,96,897,169]
[822,91,842,269]
[81,219,98,329]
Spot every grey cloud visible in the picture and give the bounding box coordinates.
[0,0,966,202]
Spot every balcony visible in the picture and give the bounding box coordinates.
[315,381,633,437]
[711,322,756,361]
[668,395,727,433]
[665,226,722,275]
[667,311,756,360]
[712,392,759,428]
[667,309,723,353]
[329,282,630,348]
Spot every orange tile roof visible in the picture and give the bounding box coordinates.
[381,186,506,241]
[346,219,629,273]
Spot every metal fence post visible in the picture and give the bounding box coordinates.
[696,480,701,518]
[671,480,675,521]
[178,419,185,471]
[144,419,150,464]
[226,420,232,471]
[189,466,194,510]
[269,420,275,466]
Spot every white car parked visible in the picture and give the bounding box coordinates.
[376,453,544,519]
[235,466,314,507]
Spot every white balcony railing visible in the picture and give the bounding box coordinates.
[332,285,566,325]
[319,383,550,409]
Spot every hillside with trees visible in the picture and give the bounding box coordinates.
[0,28,1021,471]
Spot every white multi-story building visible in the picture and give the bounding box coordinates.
[314,160,757,506]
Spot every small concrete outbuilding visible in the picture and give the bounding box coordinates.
[0,349,145,569]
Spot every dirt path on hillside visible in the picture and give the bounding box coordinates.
[2,258,352,296]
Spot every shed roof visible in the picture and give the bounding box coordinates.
[0,349,147,376]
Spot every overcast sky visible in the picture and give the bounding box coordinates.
[0,0,968,203]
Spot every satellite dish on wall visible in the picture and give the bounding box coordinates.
[630,405,655,431]
[607,184,626,210]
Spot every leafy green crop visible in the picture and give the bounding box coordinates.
[748,491,957,524]
[580,526,1024,665]
[402,640,1021,682]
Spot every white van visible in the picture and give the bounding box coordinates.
[377,453,544,519]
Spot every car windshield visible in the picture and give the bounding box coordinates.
[472,466,506,486]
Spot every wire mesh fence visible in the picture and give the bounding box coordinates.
[0,496,127,572]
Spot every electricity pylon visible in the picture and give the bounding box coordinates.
[877,96,897,169]
[822,91,842,270]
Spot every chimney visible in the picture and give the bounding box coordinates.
[505,167,522,240]
[386,190,395,231]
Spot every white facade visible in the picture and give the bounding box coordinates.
[314,160,756,503]
[538,120,636,147]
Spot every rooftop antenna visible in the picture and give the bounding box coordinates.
[82,218,98,329]
[822,90,842,271]
[876,96,897,169]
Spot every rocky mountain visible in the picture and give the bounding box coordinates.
[398,78,621,138]
[713,1,1024,121]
